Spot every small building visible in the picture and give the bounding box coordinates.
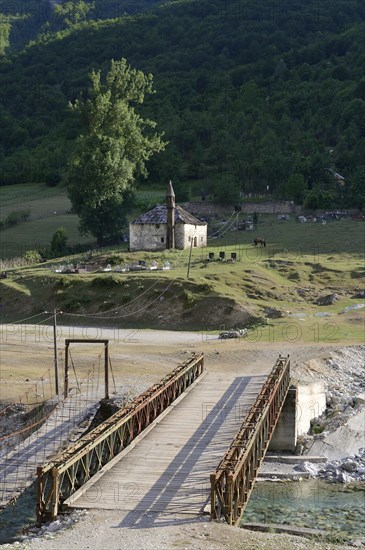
[129,182,207,251]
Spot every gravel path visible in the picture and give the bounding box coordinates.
[3,509,356,550]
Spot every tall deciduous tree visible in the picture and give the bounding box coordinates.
[67,59,166,244]
[54,1,94,27]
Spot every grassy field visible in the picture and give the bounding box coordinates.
[0,216,363,335]
[2,181,362,259]
[209,213,364,255]
[0,183,72,219]
[0,183,91,258]
[0,183,179,258]
[0,182,364,346]
[0,215,93,259]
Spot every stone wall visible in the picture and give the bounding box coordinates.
[130,222,207,251]
[176,224,207,249]
[182,201,301,217]
[129,223,166,251]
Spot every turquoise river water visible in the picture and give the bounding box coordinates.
[243,480,365,536]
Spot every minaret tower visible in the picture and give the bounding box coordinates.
[166,180,175,249]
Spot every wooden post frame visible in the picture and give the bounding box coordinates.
[63,339,110,399]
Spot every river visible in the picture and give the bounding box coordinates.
[243,479,365,537]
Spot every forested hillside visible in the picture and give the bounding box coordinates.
[0,0,162,52]
[0,0,364,207]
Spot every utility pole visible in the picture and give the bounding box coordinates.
[166,180,175,250]
[53,308,59,396]
[187,238,193,279]
[235,211,239,248]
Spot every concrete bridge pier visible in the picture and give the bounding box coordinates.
[269,382,326,452]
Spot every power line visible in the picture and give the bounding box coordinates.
[7,311,48,324]
[211,213,241,239]
[208,212,235,238]
[2,266,179,328]
[32,314,57,325]
[61,279,161,317]
[209,211,235,237]
[62,280,176,320]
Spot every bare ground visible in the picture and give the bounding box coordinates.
[3,509,357,550]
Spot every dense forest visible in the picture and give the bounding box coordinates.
[0,0,364,207]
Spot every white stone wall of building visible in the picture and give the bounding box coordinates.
[130,222,207,251]
[129,223,167,251]
[175,224,207,249]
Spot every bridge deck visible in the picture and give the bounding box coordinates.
[68,372,266,516]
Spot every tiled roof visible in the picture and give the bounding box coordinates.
[131,204,207,226]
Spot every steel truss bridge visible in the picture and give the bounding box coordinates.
[36,353,290,526]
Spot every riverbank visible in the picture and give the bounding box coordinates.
[1,508,361,550]
[261,345,365,481]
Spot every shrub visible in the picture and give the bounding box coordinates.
[91,275,121,288]
[2,209,31,228]
[137,198,158,213]
[50,227,68,257]
[62,298,81,311]
[55,276,73,289]
[312,423,325,434]
[23,250,42,264]
[183,289,196,306]
[174,182,191,202]
[103,254,123,266]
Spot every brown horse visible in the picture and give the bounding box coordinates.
[254,237,266,247]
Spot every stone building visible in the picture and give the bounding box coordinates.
[129,182,207,251]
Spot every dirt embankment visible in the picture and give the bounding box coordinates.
[0,274,262,330]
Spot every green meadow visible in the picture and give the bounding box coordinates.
[0,183,166,258]
[0,182,363,341]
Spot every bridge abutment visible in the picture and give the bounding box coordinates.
[269,386,298,452]
[269,382,326,452]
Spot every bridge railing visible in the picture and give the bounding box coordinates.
[36,353,204,523]
[210,355,290,525]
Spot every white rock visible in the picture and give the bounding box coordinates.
[337,472,354,483]
[294,461,318,476]
[342,460,359,472]
[46,520,62,533]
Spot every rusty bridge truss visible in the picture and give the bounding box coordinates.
[210,355,290,525]
[36,353,204,523]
